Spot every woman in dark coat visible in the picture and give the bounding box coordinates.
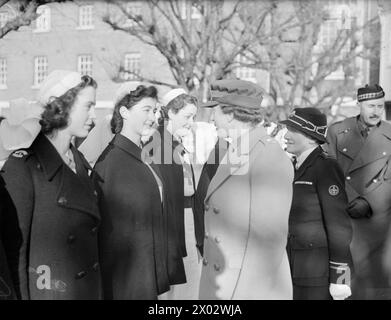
[0,175,16,300]
[94,85,170,300]
[149,88,203,299]
[1,70,102,300]
[281,108,353,300]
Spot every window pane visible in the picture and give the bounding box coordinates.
[34,56,48,86]
[0,58,7,86]
[78,54,93,76]
[35,6,51,31]
[79,5,94,28]
[123,53,140,80]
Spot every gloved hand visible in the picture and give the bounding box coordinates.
[329,283,352,300]
[346,196,372,219]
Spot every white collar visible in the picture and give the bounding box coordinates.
[296,146,318,169]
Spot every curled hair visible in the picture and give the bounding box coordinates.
[40,75,97,135]
[160,94,198,122]
[111,85,158,134]
[220,104,264,126]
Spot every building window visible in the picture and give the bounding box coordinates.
[0,59,7,89]
[78,54,93,76]
[235,54,256,83]
[123,2,142,28]
[122,53,140,80]
[34,5,51,32]
[33,56,48,87]
[0,12,8,28]
[78,5,94,29]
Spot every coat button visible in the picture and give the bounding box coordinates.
[213,207,220,214]
[343,148,347,152]
[92,262,99,272]
[346,176,351,181]
[91,227,98,235]
[67,235,76,244]
[93,190,98,197]
[75,271,87,280]
[202,258,208,266]
[214,264,221,272]
[373,179,378,183]
[214,236,221,243]
[205,232,209,239]
[205,204,210,211]
[58,196,67,205]
[36,163,42,171]
[383,152,387,156]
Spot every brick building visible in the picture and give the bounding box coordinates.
[0,0,383,121]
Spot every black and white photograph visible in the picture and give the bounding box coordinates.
[0,0,391,305]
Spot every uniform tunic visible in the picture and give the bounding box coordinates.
[94,134,169,300]
[287,147,353,300]
[327,117,391,299]
[1,133,102,300]
[199,126,293,300]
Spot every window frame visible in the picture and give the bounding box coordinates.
[33,5,51,33]
[32,56,48,88]
[77,4,94,30]
[77,54,93,76]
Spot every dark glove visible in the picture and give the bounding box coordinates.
[347,197,373,219]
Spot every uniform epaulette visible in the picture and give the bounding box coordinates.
[10,149,31,160]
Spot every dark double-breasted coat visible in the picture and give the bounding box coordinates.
[1,133,102,300]
[0,175,17,300]
[94,134,170,300]
[287,147,353,300]
[327,117,391,299]
[146,125,205,284]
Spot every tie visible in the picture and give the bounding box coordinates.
[292,156,298,170]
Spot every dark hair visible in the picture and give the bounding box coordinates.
[160,94,198,121]
[40,75,97,135]
[111,85,158,134]
[220,104,264,126]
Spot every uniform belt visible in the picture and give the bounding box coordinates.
[184,196,194,208]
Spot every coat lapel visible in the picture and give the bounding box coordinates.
[295,147,322,181]
[205,126,267,202]
[111,134,143,163]
[349,122,391,172]
[32,133,100,220]
[335,117,364,162]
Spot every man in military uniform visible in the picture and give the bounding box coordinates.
[326,84,391,299]
[198,80,293,299]
[281,108,353,300]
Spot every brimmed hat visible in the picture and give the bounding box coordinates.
[280,107,327,143]
[161,88,187,106]
[357,84,385,102]
[1,70,85,161]
[200,79,263,109]
[38,70,83,106]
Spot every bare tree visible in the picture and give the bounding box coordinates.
[243,0,380,121]
[102,0,379,121]
[103,0,303,97]
[0,0,68,39]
